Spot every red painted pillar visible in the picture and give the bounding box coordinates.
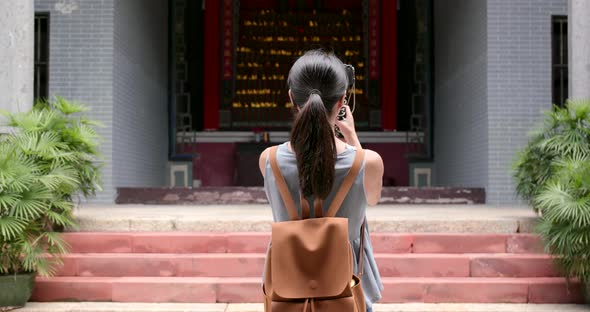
[204,0,220,130]
[381,0,397,131]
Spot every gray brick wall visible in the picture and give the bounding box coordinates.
[435,0,567,205]
[486,0,567,204]
[35,0,115,203]
[433,0,489,189]
[35,0,169,203]
[113,0,169,188]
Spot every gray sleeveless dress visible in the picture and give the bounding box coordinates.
[263,141,384,309]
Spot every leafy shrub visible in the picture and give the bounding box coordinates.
[513,99,590,287]
[0,97,102,276]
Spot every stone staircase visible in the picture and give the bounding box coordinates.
[32,232,584,304]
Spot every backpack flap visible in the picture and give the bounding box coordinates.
[270,217,352,299]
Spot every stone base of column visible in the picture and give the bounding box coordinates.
[0,0,34,125]
[569,0,590,99]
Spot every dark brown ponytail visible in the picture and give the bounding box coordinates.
[291,93,337,198]
[287,50,349,199]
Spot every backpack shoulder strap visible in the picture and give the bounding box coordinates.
[269,145,300,221]
[299,193,311,219]
[325,148,366,218]
[299,195,322,219]
[314,198,323,218]
[359,218,366,276]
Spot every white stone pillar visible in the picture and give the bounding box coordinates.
[0,0,34,120]
[568,0,590,99]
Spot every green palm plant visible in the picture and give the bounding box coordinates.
[513,99,590,300]
[513,100,590,210]
[0,97,102,308]
[535,153,590,283]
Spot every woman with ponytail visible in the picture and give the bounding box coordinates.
[258,50,384,311]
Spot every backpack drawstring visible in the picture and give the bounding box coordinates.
[302,298,315,312]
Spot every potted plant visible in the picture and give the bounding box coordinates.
[513,99,590,302]
[0,97,102,310]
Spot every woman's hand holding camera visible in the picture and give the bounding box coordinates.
[335,104,361,150]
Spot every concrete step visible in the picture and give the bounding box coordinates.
[71,205,538,233]
[32,277,585,304]
[20,302,590,312]
[62,232,544,254]
[55,253,558,278]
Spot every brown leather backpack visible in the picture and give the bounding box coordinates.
[263,145,367,312]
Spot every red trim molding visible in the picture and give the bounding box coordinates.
[203,0,220,130]
[369,0,380,80]
[221,0,234,80]
[381,0,397,131]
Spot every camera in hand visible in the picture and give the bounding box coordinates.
[345,64,355,89]
[335,64,355,140]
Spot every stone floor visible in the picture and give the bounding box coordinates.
[20,302,590,312]
[72,204,538,233]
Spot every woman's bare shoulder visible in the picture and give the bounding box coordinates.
[362,149,383,168]
[361,148,384,206]
[258,146,273,178]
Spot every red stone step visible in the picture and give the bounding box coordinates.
[56,253,265,278]
[62,232,545,254]
[379,254,559,278]
[54,253,559,278]
[32,276,584,304]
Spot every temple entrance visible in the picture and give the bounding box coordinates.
[220,0,377,130]
[168,0,432,188]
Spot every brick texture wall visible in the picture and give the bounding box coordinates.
[113,0,169,189]
[487,0,567,204]
[35,0,115,203]
[434,0,489,190]
[435,0,567,205]
[35,0,169,203]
